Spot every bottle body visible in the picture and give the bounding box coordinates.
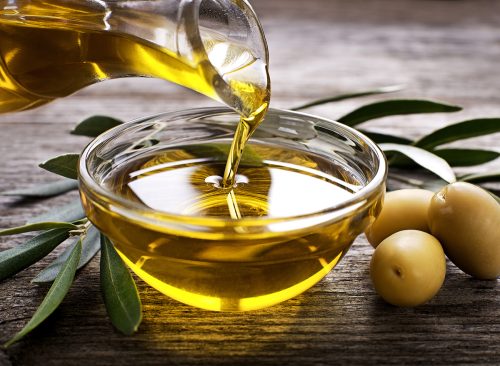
[0,0,269,115]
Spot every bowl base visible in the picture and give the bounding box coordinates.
[117,248,345,311]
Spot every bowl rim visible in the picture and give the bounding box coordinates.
[78,107,387,228]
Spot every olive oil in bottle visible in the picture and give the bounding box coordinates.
[0,1,270,115]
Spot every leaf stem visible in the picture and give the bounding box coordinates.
[69,218,90,237]
[290,85,404,111]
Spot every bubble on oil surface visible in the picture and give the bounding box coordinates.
[205,175,223,187]
[205,174,249,188]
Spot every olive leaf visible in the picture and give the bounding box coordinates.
[415,118,500,149]
[28,200,85,224]
[459,171,500,184]
[32,225,100,283]
[0,229,70,281]
[358,130,413,144]
[389,148,500,168]
[4,239,81,347]
[338,100,462,127]
[290,85,403,111]
[71,115,123,137]
[0,222,78,237]
[39,154,80,180]
[1,179,78,198]
[380,143,456,183]
[100,235,142,335]
[432,149,499,167]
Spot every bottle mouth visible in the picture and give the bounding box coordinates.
[191,0,271,117]
[196,0,269,65]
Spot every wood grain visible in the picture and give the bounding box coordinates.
[0,0,499,365]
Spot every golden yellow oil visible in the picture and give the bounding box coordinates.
[0,21,204,112]
[80,143,368,311]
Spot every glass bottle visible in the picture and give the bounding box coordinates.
[0,0,270,116]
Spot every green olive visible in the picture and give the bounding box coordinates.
[366,189,434,247]
[370,230,446,307]
[428,182,500,280]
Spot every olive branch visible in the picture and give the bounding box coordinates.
[1,86,499,347]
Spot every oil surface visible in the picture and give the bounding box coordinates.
[81,143,367,311]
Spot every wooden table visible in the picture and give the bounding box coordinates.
[1,0,499,364]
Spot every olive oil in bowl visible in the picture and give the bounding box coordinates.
[79,108,387,311]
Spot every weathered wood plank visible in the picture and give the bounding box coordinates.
[0,0,499,365]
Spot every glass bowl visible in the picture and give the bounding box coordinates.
[78,107,387,311]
